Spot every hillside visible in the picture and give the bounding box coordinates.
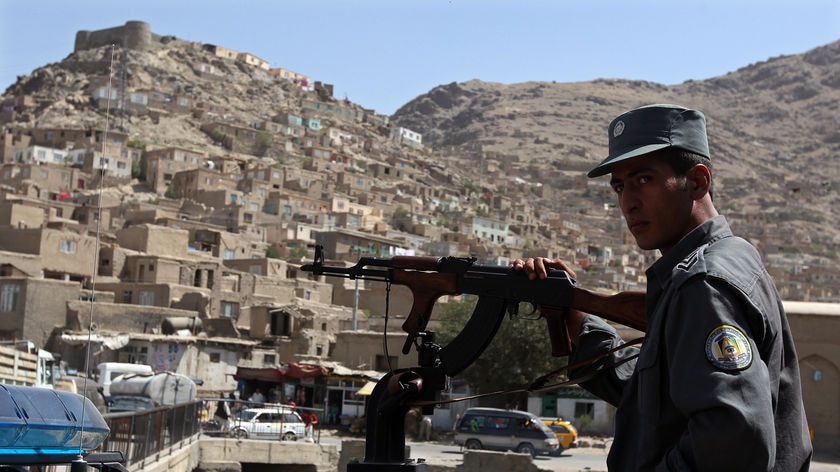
[2,29,840,279]
[391,40,840,249]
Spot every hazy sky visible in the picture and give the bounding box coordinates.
[1,0,838,115]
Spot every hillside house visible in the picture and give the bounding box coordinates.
[143,146,209,193]
[95,254,215,314]
[236,52,270,71]
[203,44,238,60]
[0,162,89,200]
[389,126,422,148]
[0,225,99,283]
[268,67,311,88]
[168,167,239,200]
[0,277,82,348]
[13,144,69,166]
[0,95,35,126]
[312,228,412,261]
[469,216,509,245]
[200,121,268,155]
[0,199,48,229]
[335,172,375,196]
[300,97,358,123]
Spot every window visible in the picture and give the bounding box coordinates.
[209,353,221,363]
[0,284,20,312]
[220,301,239,318]
[263,353,276,365]
[224,248,236,260]
[60,240,77,254]
[119,345,148,364]
[575,402,595,420]
[138,291,155,306]
[270,311,293,337]
[121,290,132,303]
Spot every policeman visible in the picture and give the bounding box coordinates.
[516,104,812,470]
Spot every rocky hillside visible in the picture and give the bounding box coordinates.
[392,40,840,244]
[3,34,840,258]
[2,38,380,157]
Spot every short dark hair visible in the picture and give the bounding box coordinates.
[660,148,714,198]
[665,148,712,175]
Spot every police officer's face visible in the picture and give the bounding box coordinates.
[609,154,695,254]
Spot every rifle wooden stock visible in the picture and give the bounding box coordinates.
[394,270,459,354]
[572,288,647,332]
[542,289,646,357]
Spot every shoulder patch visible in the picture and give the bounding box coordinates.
[676,249,700,272]
[705,325,752,370]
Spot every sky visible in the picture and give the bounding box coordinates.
[1,0,838,115]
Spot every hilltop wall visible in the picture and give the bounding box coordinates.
[74,21,157,52]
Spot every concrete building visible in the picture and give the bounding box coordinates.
[0,277,81,347]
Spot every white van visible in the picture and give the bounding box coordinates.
[96,362,153,399]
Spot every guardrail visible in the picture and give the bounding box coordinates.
[100,400,203,468]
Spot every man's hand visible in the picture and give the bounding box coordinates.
[512,257,577,280]
[513,257,584,349]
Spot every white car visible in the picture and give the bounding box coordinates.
[230,406,305,441]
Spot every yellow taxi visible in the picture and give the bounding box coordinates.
[540,417,578,452]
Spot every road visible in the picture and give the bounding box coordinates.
[317,435,610,471]
[317,434,840,472]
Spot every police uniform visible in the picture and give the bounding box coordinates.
[570,216,812,470]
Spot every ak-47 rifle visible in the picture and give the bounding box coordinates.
[301,245,645,471]
[301,245,645,376]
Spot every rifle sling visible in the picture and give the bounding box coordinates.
[406,336,644,407]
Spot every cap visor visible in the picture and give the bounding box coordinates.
[587,143,671,177]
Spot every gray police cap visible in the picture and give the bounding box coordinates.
[587,104,710,178]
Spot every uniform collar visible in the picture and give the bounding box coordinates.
[647,215,733,291]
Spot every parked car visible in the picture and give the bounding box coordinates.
[230,406,305,440]
[540,417,578,453]
[453,407,559,457]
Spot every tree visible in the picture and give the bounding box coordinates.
[265,245,281,259]
[436,297,562,409]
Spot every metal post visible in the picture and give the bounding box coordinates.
[353,277,359,330]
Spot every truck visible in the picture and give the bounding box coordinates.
[107,371,197,413]
[96,361,154,400]
[0,344,58,389]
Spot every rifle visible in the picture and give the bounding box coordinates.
[301,245,646,377]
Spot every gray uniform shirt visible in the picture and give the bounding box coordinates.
[570,216,812,471]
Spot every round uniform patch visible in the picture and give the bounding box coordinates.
[705,325,752,370]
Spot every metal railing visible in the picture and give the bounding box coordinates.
[100,400,203,469]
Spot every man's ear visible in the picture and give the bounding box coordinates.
[686,164,712,198]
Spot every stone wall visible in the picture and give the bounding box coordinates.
[74,21,155,52]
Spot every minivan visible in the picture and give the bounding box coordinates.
[453,407,559,457]
[230,406,306,441]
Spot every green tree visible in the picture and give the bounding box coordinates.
[288,244,309,259]
[254,131,272,156]
[436,297,561,409]
[265,245,281,259]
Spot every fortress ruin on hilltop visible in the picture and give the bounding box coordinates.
[74,21,162,52]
